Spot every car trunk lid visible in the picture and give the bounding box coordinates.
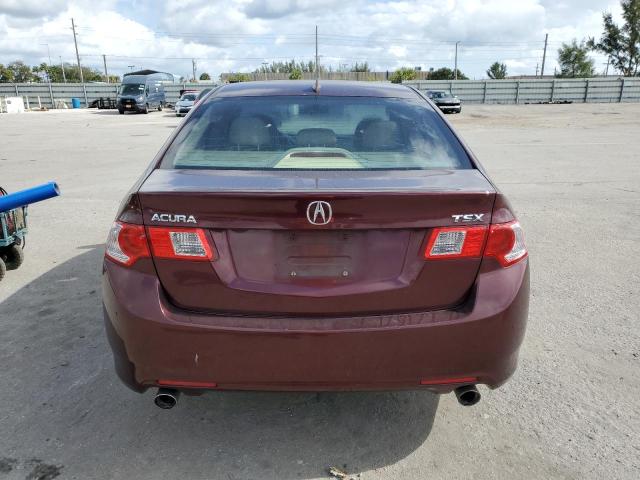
[138,168,495,316]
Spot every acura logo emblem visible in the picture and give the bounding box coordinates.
[306,201,332,225]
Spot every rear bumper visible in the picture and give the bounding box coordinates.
[118,100,144,112]
[102,259,529,393]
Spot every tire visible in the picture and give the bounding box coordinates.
[4,244,24,270]
[118,108,124,114]
[0,257,5,283]
[158,104,163,111]
[142,104,149,114]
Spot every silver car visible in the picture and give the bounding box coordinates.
[426,90,462,114]
[174,93,197,117]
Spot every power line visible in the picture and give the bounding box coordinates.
[69,26,550,46]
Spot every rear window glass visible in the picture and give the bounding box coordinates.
[160,95,472,170]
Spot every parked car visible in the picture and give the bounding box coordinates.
[103,81,529,410]
[174,92,197,116]
[426,90,462,113]
[117,71,172,114]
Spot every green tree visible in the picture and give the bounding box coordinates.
[32,63,69,83]
[6,61,36,82]
[0,64,15,82]
[38,63,104,83]
[199,72,211,80]
[487,62,508,79]
[226,72,251,83]
[433,67,468,80]
[587,0,640,76]
[0,60,109,83]
[288,68,303,80]
[557,40,595,77]
[255,59,324,74]
[389,67,418,83]
[428,67,468,80]
[350,62,370,72]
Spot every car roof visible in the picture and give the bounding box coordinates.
[215,80,418,98]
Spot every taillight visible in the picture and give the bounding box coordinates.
[147,227,214,261]
[105,223,214,266]
[425,226,488,259]
[424,220,527,267]
[105,222,150,266]
[485,221,527,267]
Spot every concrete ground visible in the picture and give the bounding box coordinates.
[0,104,638,480]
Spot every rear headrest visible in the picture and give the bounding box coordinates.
[296,128,337,147]
[354,119,398,150]
[228,116,272,147]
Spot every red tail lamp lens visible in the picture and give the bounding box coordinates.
[485,221,527,267]
[147,227,214,261]
[425,226,488,259]
[105,222,150,266]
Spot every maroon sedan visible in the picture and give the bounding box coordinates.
[103,81,529,409]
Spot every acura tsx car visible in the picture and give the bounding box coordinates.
[103,80,529,409]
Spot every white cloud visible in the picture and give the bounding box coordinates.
[0,0,624,80]
[0,0,67,19]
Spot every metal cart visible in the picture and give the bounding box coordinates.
[0,187,28,281]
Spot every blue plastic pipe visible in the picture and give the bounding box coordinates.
[0,182,60,213]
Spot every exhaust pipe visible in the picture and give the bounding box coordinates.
[154,388,180,409]
[454,385,481,406]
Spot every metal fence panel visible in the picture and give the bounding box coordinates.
[0,82,218,109]
[406,77,640,104]
[1,78,638,110]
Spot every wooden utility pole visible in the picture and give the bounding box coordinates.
[102,54,109,83]
[71,18,84,83]
[192,59,197,82]
[541,33,549,76]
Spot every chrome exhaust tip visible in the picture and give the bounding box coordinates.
[154,388,180,409]
[454,385,481,406]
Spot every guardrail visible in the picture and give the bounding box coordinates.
[405,77,640,104]
[0,82,218,109]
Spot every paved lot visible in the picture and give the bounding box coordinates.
[0,104,639,480]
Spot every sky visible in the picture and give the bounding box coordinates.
[0,0,624,81]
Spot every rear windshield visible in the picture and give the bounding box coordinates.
[160,95,472,170]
